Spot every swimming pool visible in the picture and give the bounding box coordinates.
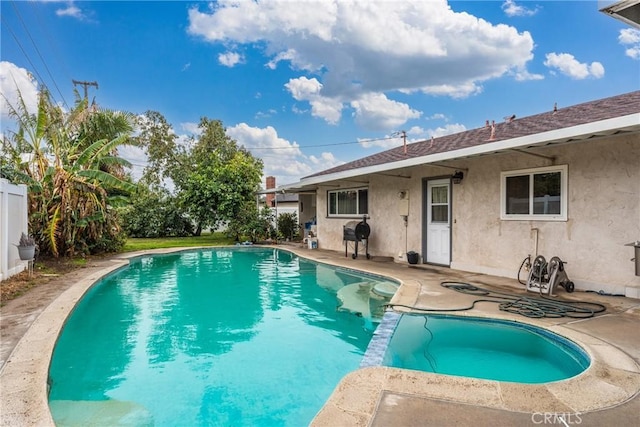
[364,312,590,384]
[48,248,398,426]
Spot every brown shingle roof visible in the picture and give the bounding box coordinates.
[305,91,640,179]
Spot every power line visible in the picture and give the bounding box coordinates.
[0,14,49,93]
[245,135,399,150]
[28,0,74,95]
[8,1,69,108]
[123,135,402,167]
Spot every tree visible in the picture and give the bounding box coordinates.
[2,88,136,256]
[226,204,275,242]
[135,110,180,189]
[136,115,263,236]
[277,212,299,241]
[120,184,193,238]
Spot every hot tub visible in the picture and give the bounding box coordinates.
[363,312,590,384]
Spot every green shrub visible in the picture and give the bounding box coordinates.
[277,212,299,241]
[121,188,193,238]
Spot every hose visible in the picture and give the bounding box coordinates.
[386,281,607,319]
[586,290,626,297]
[517,255,531,285]
[421,317,437,372]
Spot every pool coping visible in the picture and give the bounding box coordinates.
[309,270,640,426]
[1,246,639,426]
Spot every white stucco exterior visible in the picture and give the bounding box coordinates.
[308,133,640,297]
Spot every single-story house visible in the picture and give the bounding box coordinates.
[271,193,300,217]
[279,91,640,297]
[260,175,301,226]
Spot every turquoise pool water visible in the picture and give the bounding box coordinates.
[48,248,396,426]
[382,314,590,383]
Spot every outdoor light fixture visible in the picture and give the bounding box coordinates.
[452,171,464,184]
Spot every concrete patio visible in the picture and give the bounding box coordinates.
[1,245,639,426]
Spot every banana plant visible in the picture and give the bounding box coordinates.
[2,88,136,256]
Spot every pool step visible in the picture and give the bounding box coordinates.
[49,399,153,426]
[337,281,399,320]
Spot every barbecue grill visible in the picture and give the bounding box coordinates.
[343,216,371,259]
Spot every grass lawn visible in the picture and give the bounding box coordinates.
[122,232,236,252]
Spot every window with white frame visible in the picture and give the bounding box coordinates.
[328,188,368,217]
[500,165,568,221]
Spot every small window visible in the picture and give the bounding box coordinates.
[328,188,368,217]
[501,165,567,221]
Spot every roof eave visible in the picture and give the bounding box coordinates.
[283,113,640,190]
[600,0,640,29]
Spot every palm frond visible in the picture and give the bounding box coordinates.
[99,155,133,168]
[107,194,131,207]
[73,137,109,170]
[76,169,136,193]
[46,206,61,257]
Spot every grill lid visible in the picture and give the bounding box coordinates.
[355,221,370,239]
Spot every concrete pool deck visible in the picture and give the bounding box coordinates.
[1,245,639,426]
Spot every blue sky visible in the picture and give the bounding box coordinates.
[2,1,639,188]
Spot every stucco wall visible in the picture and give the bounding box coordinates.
[313,134,640,295]
[451,134,639,295]
[315,168,445,260]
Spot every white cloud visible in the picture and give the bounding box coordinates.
[544,53,605,79]
[359,122,467,150]
[358,134,402,150]
[406,123,467,140]
[502,0,539,17]
[180,122,201,135]
[285,77,343,124]
[619,29,640,60]
[227,123,302,158]
[226,123,346,184]
[188,1,536,128]
[0,61,39,133]
[285,76,322,99]
[131,118,337,185]
[512,67,544,81]
[624,46,640,60]
[118,145,148,181]
[428,123,467,138]
[308,152,343,169]
[54,1,91,21]
[350,93,421,131]
[407,126,427,136]
[218,51,244,67]
[420,82,483,99]
[255,109,277,119]
[619,28,640,44]
[226,123,304,183]
[291,104,307,115]
[266,49,299,70]
[308,152,337,165]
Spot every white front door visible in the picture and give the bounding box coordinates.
[425,179,451,265]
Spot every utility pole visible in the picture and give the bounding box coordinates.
[72,79,98,101]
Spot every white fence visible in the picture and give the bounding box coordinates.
[0,179,29,281]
